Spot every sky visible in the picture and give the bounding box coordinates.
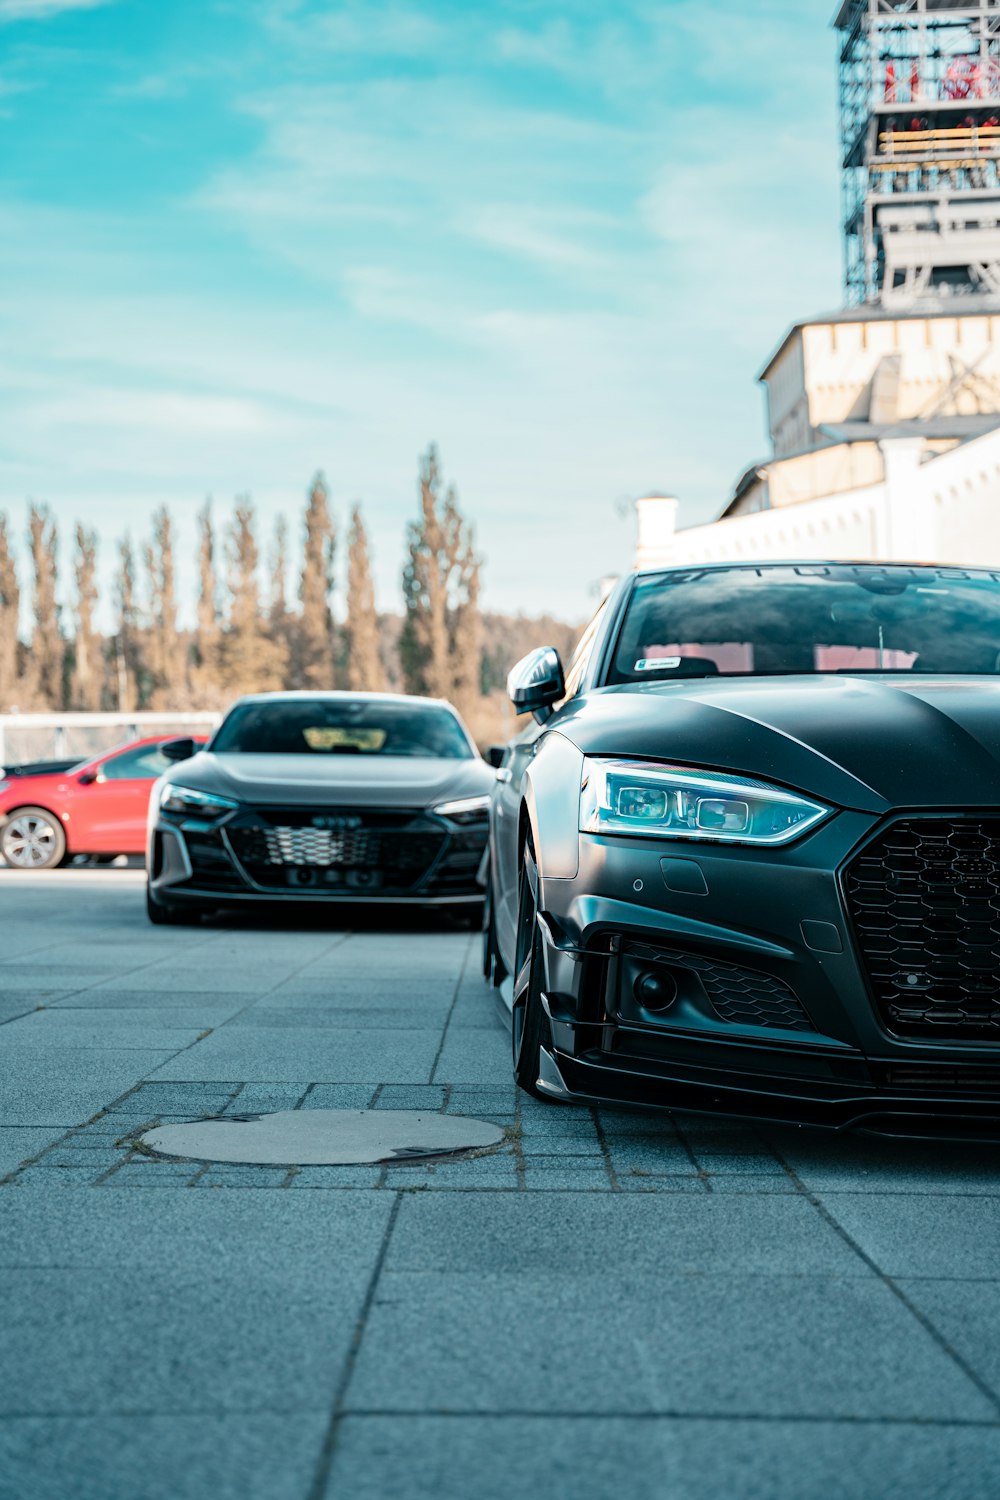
[0,0,843,626]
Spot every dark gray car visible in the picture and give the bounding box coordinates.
[485,561,1000,1133]
[146,692,493,924]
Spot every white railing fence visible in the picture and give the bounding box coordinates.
[0,713,222,769]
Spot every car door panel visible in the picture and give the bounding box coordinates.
[68,744,171,853]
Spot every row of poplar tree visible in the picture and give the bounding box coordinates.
[0,446,499,727]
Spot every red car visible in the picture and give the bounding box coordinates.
[0,735,208,869]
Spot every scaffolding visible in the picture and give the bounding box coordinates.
[838,0,1000,303]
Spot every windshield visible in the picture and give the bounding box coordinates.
[211,699,474,758]
[609,565,1000,683]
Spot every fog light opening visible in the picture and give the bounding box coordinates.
[634,970,678,1014]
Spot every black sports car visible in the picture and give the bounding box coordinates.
[484,561,1000,1132]
[146,692,493,923]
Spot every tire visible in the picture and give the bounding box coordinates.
[481,867,508,986]
[1,807,67,870]
[511,838,555,1102]
[146,887,210,926]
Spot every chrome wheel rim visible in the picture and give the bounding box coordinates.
[3,814,58,867]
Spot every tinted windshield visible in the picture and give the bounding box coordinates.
[609,565,1000,683]
[212,700,473,758]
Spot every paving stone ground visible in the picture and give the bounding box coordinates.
[1,868,1000,1499]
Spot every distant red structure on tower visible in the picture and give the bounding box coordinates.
[839,0,1000,304]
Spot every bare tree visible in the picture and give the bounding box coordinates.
[70,524,101,709]
[449,547,482,718]
[191,501,222,706]
[294,473,335,687]
[0,514,20,711]
[143,505,184,708]
[400,445,481,710]
[220,499,288,695]
[268,514,289,627]
[27,503,63,708]
[114,535,140,711]
[344,503,385,692]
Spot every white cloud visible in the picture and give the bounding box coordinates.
[264,0,448,59]
[0,1,846,622]
[0,0,114,21]
[640,117,841,353]
[459,203,618,274]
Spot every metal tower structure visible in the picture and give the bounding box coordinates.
[838,0,1000,304]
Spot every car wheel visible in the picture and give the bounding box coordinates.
[1,808,67,870]
[511,837,555,1102]
[481,866,508,986]
[146,886,210,926]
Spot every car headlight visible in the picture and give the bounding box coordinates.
[579,759,830,846]
[159,784,239,821]
[0,780,9,796]
[433,794,491,823]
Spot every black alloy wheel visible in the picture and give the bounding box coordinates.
[481,862,508,987]
[511,837,555,1101]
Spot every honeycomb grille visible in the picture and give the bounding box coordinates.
[234,825,381,867]
[226,815,445,892]
[625,941,814,1032]
[845,817,1000,1038]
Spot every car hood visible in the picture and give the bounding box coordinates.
[555,675,1000,813]
[163,752,494,809]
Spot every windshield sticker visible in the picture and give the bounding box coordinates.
[302,726,388,752]
[635,658,681,672]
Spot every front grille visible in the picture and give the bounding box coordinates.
[876,1064,1000,1094]
[235,825,383,867]
[623,940,814,1032]
[845,817,1000,1038]
[225,808,446,893]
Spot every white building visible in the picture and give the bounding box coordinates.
[637,305,1000,572]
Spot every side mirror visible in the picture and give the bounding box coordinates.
[161,737,198,763]
[77,770,98,786]
[507,647,565,724]
[486,745,506,770]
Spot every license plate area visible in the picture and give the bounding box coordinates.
[283,866,385,890]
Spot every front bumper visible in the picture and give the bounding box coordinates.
[148,804,487,907]
[528,816,1000,1132]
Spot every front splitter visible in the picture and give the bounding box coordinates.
[542,1046,1000,1139]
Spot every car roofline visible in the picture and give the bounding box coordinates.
[222,690,465,713]
[633,558,1000,580]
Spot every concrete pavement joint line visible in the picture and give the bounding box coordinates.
[0,1407,998,1426]
[511,1098,527,1189]
[307,1193,404,1500]
[428,932,475,1085]
[64,1081,247,1188]
[293,1081,326,1110]
[591,1107,622,1192]
[126,927,357,1099]
[672,1117,721,1192]
[0,1004,47,1030]
[0,936,267,1165]
[295,1408,1000,1427]
[0,1069,211,1184]
[770,1144,1000,1418]
[15,923,224,1008]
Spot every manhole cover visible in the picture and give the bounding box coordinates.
[140,1110,505,1166]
